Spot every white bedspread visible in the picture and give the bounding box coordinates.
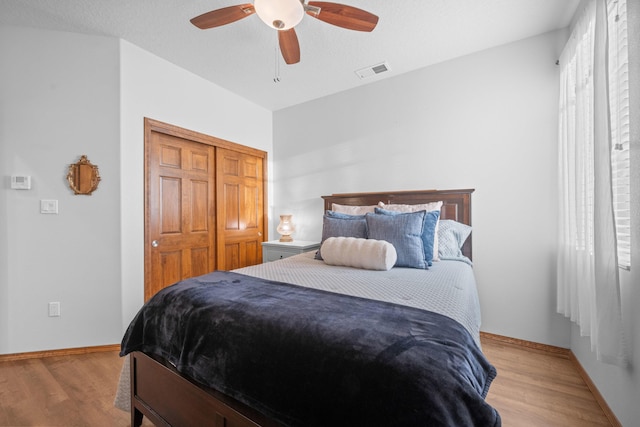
[235,252,482,345]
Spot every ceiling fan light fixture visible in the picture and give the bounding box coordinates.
[254,0,304,30]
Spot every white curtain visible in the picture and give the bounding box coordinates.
[557,0,627,366]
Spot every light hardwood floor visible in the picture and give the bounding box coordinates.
[481,334,616,427]
[0,350,145,427]
[0,335,615,427]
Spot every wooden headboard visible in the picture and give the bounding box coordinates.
[321,189,474,260]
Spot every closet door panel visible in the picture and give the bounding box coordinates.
[216,148,265,270]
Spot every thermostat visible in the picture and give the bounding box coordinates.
[11,175,31,190]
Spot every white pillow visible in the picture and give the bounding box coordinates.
[321,237,397,271]
[377,201,443,261]
[331,203,377,215]
[377,201,443,213]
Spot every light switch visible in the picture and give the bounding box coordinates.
[40,200,59,214]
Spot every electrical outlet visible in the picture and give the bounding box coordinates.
[48,302,61,317]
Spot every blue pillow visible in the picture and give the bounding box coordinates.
[375,207,439,266]
[365,211,427,269]
[325,210,366,219]
[315,214,368,260]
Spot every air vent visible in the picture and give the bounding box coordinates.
[355,61,390,79]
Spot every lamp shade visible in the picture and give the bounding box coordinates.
[254,0,304,30]
[277,214,295,242]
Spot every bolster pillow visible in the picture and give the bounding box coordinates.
[321,237,397,271]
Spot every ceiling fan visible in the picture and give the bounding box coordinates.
[190,0,379,65]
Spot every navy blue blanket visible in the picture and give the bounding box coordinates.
[121,271,500,426]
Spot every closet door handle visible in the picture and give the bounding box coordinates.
[152,240,159,248]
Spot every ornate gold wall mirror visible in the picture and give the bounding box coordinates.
[67,155,101,195]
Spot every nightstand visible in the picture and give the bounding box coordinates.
[261,240,320,263]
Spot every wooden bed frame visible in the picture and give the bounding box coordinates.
[129,188,474,427]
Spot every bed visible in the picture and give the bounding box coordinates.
[118,188,500,427]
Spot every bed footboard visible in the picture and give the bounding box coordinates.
[129,352,280,427]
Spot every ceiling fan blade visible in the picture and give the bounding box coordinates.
[279,28,301,65]
[306,2,378,32]
[190,4,255,29]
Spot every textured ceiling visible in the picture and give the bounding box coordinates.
[1,0,580,111]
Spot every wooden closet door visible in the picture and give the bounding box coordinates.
[216,147,265,270]
[145,132,216,301]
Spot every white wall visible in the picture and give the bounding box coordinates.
[118,40,273,329]
[569,2,640,425]
[0,26,122,353]
[273,30,571,347]
[0,26,273,354]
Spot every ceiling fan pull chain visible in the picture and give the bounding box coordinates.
[274,39,281,83]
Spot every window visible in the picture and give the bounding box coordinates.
[556,0,628,366]
[607,0,630,269]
